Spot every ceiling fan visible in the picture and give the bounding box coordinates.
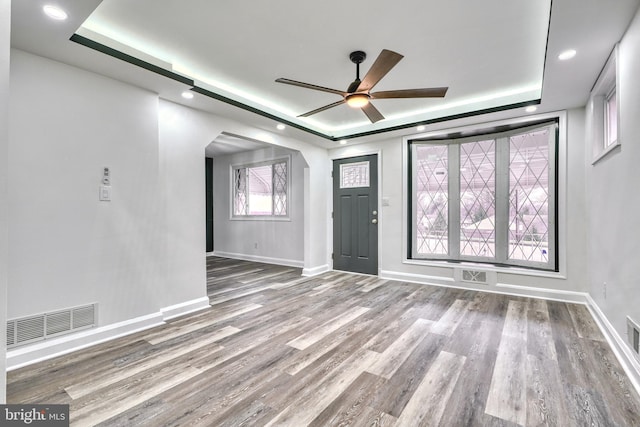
[276,49,448,123]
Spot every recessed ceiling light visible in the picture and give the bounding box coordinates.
[43,5,68,20]
[181,91,194,99]
[417,125,426,131]
[276,124,286,130]
[558,49,577,60]
[525,106,537,113]
[339,140,348,145]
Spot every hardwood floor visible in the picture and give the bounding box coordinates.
[7,256,640,426]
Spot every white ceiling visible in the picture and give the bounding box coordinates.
[205,133,274,158]
[10,0,640,145]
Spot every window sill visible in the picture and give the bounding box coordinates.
[592,140,620,165]
[403,258,566,280]
[230,216,291,222]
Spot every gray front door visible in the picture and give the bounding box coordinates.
[332,154,378,275]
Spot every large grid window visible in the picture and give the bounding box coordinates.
[233,159,288,217]
[410,122,557,271]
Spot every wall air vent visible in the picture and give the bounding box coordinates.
[16,316,45,344]
[455,268,496,286]
[462,269,488,284]
[6,320,15,347]
[6,303,97,349]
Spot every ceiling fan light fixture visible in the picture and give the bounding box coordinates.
[346,94,370,108]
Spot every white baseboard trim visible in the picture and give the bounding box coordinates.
[302,264,331,277]
[212,251,304,268]
[161,296,210,321]
[379,269,640,395]
[586,295,640,397]
[495,283,589,304]
[379,270,589,304]
[7,312,164,371]
[379,270,455,287]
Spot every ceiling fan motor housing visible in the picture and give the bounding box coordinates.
[349,51,366,64]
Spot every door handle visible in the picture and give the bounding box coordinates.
[372,218,378,224]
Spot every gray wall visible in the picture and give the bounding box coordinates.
[211,147,305,266]
[587,6,640,340]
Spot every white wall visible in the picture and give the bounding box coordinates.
[329,108,588,297]
[8,50,172,325]
[158,100,330,275]
[211,147,305,266]
[587,6,640,340]
[1,0,10,404]
[6,50,329,367]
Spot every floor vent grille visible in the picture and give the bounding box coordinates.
[461,269,488,284]
[6,304,97,349]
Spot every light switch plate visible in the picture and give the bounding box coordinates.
[382,197,390,206]
[99,185,111,201]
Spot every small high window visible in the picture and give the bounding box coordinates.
[590,45,620,164]
[605,88,618,148]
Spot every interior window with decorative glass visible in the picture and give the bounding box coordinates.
[232,158,288,217]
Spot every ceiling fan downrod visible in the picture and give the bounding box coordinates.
[348,51,366,93]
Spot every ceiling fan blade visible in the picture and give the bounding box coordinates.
[276,78,346,96]
[361,102,385,123]
[298,99,346,117]
[371,87,449,99]
[356,49,404,93]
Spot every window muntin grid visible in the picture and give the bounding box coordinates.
[460,139,496,258]
[273,162,287,216]
[410,122,557,271]
[340,161,370,188]
[233,159,288,217]
[508,129,550,263]
[414,145,449,255]
[233,168,247,215]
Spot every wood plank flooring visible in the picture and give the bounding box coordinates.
[7,256,640,426]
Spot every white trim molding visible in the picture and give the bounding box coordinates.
[586,295,640,397]
[160,296,210,321]
[379,270,455,287]
[302,264,331,277]
[7,312,164,371]
[379,269,589,304]
[6,296,212,370]
[212,250,304,268]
